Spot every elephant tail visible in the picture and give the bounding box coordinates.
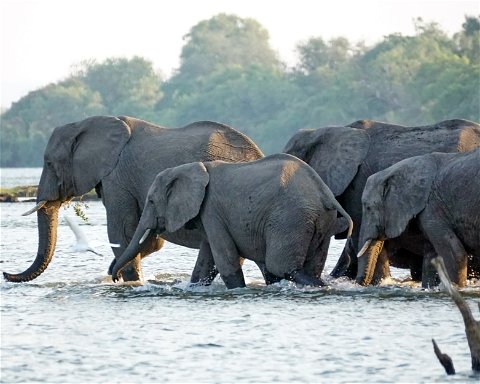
[332,200,353,238]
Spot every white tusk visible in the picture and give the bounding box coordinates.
[109,243,121,248]
[139,229,151,244]
[357,239,372,258]
[21,200,47,216]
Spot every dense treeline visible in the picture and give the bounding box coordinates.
[1,14,479,166]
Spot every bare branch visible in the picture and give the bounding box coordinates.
[431,257,480,372]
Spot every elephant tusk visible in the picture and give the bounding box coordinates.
[357,240,372,258]
[21,200,47,216]
[139,229,151,244]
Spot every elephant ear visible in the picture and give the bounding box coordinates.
[71,116,131,195]
[306,126,370,196]
[379,155,438,239]
[163,162,210,233]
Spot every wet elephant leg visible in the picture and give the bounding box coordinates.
[190,241,218,285]
[467,253,480,280]
[255,262,282,285]
[109,235,164,281]
[430,237,468,287]
[303,233,331,281]
[422,242,440,288]
[330,237,357,278]
[120,256,143,281]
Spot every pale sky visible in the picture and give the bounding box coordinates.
[1,0,479,109]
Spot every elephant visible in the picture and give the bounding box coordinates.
[356,148,480,288]
[111,154,353,289]
[3,116,263,283]
[283,119,480,281]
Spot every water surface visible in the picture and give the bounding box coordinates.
[1,169,479,383]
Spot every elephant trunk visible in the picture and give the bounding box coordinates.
[3,200,62,282]
[111,225,153,282]
[355,240,384,286]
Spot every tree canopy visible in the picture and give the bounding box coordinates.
[1,14,479,166]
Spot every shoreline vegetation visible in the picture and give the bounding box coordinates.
[0,185,99,202]
[2,15,479,168]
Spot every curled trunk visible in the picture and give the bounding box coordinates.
[112,226,152,282]
[356,240,384,286]
[3,200,62,282]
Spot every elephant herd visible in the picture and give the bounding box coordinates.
[3,116,480,289]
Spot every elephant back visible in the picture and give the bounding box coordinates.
[182,121,264,162]
[364,119,480,173]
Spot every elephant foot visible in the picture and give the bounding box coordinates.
[190,267,219,286]
[263,269,282,285]
[287,270,325,287]
[255,262,282,285]
[119,260,143,282]
[221,270,246,289]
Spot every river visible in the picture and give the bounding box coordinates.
[1,168,479,383]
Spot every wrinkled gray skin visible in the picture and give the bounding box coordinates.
[357,148,480,288]
[112,154,353,289]
[3,116,263,283]
[283,119,480,281]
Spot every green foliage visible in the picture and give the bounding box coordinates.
[78,56,163,117]
[1,14,479,166]
[178,13,280,80]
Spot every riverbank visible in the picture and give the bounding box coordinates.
[0,185,99,202]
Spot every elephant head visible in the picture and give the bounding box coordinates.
[283,126,370,196]
[356,155,438,285]
[112,162,209,281]
[3,116,131,282]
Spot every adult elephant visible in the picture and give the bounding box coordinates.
[283,119,480,280]
[3,116,263,283]
[356,148,480,288]
[111,154,353,288]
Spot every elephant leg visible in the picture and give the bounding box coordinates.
[467,253,480,280]
[421,243,440,288]
[255,262,282,285]
[330,236,357,279]
[119,255,143,281]
[409,254,424,282]
[190,241,218,285]
[425,229,468,287]
[105,196,146,282]
[265,224,324,287]
[222,269,247,289]
[302,232,331,280]
[202,220,245,289]
[290,270,325,287]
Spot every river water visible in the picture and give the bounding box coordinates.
[1,168,479,383]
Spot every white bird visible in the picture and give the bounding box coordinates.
[64,215,101,255]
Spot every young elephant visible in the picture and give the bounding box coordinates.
[356,148,480,288]
[112,154,353,289]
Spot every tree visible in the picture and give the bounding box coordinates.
[454,15,480,64]
[295,36,361,75]
[177,13,281,79]
[0,79,106,166]
[78,56,163,118]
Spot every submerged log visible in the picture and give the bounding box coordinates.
[431,257,480,373]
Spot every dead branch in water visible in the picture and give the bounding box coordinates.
[431,338,455,374]
[431,257,480,373]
